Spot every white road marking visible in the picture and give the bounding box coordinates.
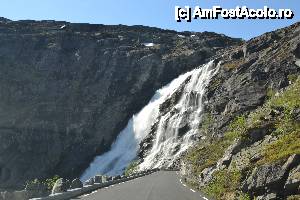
[176,172,210,200]
[82,190,97,197]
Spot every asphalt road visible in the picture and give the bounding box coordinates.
[74,171,208,200]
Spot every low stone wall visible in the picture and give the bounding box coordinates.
[30,169,159,200]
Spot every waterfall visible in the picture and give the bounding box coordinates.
[81,60,219,181]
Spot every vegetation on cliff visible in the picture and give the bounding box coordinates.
[184,76,300,199]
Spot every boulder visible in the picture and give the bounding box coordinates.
[242,163,286,194]
[283,154,300,171]
[256,193,277,200]
[51,178,69,194]
[243,154,300,195]
[70,178,83,189]
[218,139,241,167]
[284,165,300,195]
[247,122,274,143]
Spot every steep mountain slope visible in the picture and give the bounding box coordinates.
[0,18,241,189]
[180,22,300,199]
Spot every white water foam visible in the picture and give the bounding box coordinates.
[139,60,219,170]
[81,60,219,181]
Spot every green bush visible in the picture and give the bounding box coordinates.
[44,175,60,190]
[26,175,61,191]
[124,161,138,176]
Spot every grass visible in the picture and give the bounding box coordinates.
[185,139,232,175]
[259,131,300,164]
[257,77,300,164]
[186,115,248,176]
[224,116,248,141]
[203,168,250,200]
[269,78,300,112]
[288,74,298,84]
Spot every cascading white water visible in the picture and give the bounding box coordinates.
[81,60,219,181]
[139,60,219,169]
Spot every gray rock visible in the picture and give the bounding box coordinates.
[51,178,69,194]
[256,193,277,200]
[291,108,300,122]
[70,178,83,189]
[242,155,300,196]
[247,122,273,143]
[242,163,286,194]
[283,154,300,171]
[284,165,300,195]
[218,139,241,167]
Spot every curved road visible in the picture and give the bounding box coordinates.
[74,171,208,200]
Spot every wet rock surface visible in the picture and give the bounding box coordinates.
[0,18,241,189]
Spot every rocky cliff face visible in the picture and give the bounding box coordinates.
[0,18,241,189]
[180,22,300,199]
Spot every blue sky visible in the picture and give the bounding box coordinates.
[0,0,299,39]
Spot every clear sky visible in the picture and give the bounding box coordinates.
[0,0,299,40]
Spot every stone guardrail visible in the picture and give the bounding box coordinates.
[30,169,159,200]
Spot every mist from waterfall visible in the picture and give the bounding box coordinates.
[81,60,219,181]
